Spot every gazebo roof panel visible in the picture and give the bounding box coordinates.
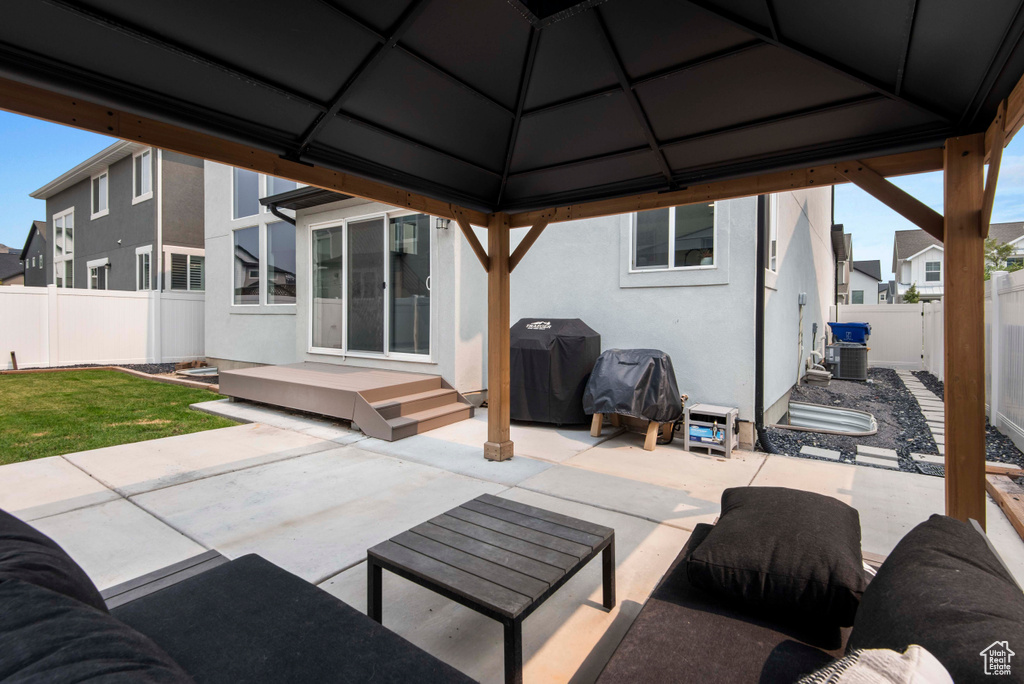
[313,116,503,205]
[329,0,420,35]
[508,91,647,173]
[400,0,534,110]
[502,149,662,206]
[770,0,912,88]
[600,0,755,79]
[636,45,877,143]
[522,15,618,111]
[343,49,513,173]
[82,0,378,104]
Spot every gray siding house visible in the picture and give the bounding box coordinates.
[29,141,205,292]
[18,221,48,287]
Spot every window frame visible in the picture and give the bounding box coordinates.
[165,247,206,292]
[135,245,153,291]
[86,257,109,291]
[232,168,261,220]
[132,148,154,204]
[265,220,297,306]
[52,207,74,288]
[852,289,864,304]
[925,260,941,282]
[306,209,435,362]
[629,203,718,273]
[231,224,262,307]
[90,168,109,219]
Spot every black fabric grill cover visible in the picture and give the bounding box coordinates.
[583,349,683,423]
[510,318,600,425]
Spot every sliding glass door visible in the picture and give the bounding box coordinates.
[310,212,431,358]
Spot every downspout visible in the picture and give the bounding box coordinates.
[755,195,776,453]
[267,202,296,226]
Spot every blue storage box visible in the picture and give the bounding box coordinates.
[828,321,871,344]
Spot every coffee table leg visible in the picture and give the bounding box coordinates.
[503,619,523,684]
[602,537,616,610]
[367,560,382,623]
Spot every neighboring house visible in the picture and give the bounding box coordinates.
[29,141,205,292]
[891,223,1024,302]
[204,161,838,429]
[18,221,48,287]
[849,260,882,305]
[0,245,24,285]
[832,227,853,304]
[878,281,893,304]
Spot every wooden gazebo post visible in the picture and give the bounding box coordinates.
[485,212,514,462]
[943,133,988,527]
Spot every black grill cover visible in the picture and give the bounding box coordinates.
[510,318,601,425]
[583,349,683,423]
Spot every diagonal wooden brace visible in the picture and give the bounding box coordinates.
[836,161,944,241]
[453,207,490,272]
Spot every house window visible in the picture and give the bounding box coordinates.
[265,176,299,206]
[1007,256,1023,268]
[136,248,152,290]
[925,261,941,282]
[233,226,260,305]
[30,257,35,268]
[169,253,205,291]
[233,168,260,219]
[267,221,296,304]
[633,203,715,270]
[39,254,43,270]
[53,208,74,288]
[89,266,107,290]
[91,170,109,219]
[852,290,864,304]
[133,148,153,203]
[879,291,886,302]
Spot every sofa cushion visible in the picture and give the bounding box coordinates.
[847,514,1024,683]
[599,523,850,684]
[0,579,193,683]
[0,507,107,612]
[686,487,867,626]
[113,554,474,683]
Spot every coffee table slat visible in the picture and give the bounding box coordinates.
[446,507,592,558]
[462,500,604,547]
[415,522,566,585]
[393,531,549,598]
[369,540,531,617]
[430,514,580,571]
[477,494,614,539]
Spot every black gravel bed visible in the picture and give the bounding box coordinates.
[912,370,1023,469]
[764,368,936,473]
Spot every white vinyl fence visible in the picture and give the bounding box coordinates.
[923,300,943,380]
[987,270,1024,451]
[0,285,204,369]
[833,303,924,369]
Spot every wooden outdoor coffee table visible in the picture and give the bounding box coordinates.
[367,493,616,684]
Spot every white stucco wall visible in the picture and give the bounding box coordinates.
[908,246,944,288]
[849,268,880,304]
[204,159,487,392]
[204,161,299,366]
[509,198,759,420]
[763,187,835,420]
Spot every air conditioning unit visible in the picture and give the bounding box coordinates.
[825,343,868,381]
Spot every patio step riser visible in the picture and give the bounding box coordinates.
[373,389,460,419]
[360,377,444,403]
[390,405,473,441]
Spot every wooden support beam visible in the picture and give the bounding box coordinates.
[837,161,944,241]
[943,133,987,528]
[0,75,490,226]
[453,208,490,272]
[485,212,513,461]
[507,148,944,227]
[1003,71,1024,145]
[508,217,550,272]
[986,474,1024,542]
[982,100,1006,236]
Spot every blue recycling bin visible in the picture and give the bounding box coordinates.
[828,321,871,344]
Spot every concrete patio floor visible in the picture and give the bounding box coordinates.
[2,400,1022,682]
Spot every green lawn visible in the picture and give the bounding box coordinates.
[0,370,238,465]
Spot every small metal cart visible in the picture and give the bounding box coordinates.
[684,403,738,458]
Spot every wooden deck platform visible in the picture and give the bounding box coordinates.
[218,362,473,442]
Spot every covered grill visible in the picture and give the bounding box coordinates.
[510,318,600,425]
[583,349,683,424]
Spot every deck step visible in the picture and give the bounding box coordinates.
[387,402,473,441]
[371,387,459,419]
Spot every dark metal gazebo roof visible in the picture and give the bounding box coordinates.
[2,0,1023,214]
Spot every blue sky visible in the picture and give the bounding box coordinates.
[1,109,1022,278]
